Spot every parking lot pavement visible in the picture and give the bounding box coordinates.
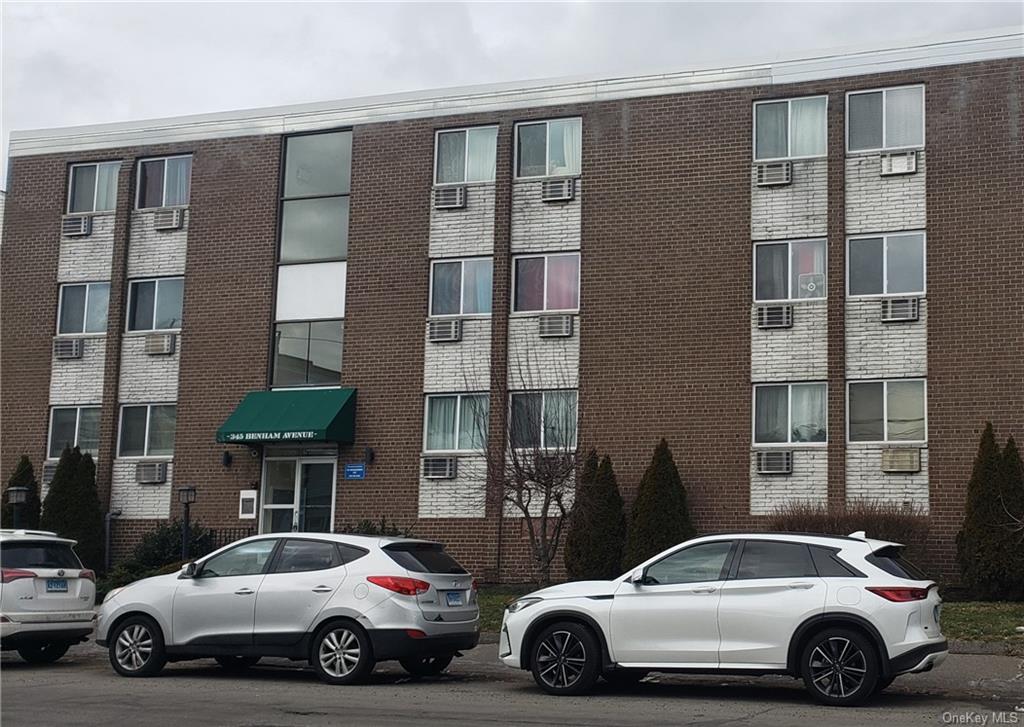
[2,642,1021,727]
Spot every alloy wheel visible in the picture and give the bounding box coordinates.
[808,636,868,699]
[535,630,588,689]
[318,628,361,678]
[115,624,154,672]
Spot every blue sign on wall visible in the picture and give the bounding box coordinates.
[344,463,366,480]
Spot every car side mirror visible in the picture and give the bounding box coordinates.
[628,568,645,585]
[180,562,198,579]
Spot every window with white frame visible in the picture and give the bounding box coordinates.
[137,155,192,209]
[127,278,184,332]
[435,127,498,185]
[58,282,110,335]
[48,406,100,459]
[430,258,493,317]
[847,232,925,297]
[754,383,827,444]
[513,253,580,313]
[754,96,827,160]
[848,379,926,443]
[68,162,119,214]
[509,390,577,450]
[754,239,827,302]
[424,394,490,452]
[847,86,924,152]
[515,118,582,178]
[118,404,177,457]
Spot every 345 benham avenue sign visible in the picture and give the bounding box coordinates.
[216,389,357,445]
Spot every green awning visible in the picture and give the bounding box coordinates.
[216,388,357,445]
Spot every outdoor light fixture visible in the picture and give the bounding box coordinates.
[177,486,197,505]
[7,486,28,529]
[221,450,233,468]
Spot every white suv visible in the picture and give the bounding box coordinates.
[0,529,97,663]
[500,532,946,706]
[97,533,479,682]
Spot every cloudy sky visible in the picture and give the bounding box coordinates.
[2,1,1021,179]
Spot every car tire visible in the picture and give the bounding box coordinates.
[16,641,71,664]
[109,615,167,678]
[310,621,374,685]
[800,627,879,706]
[873,675,896,693]
[215,655,261,672]
[529,621,601,696]
[399,654,454,677]
[602,668,649,688]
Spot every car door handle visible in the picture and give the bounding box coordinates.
[312,586,333,593]
[691,586,717,593]
[234,588,255,595]
[787,582,815,590]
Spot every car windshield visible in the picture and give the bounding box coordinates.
[0,541,82,569]
[383,542,467,574]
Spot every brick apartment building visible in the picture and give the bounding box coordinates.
[1,30,1021,582]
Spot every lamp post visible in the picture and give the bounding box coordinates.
[177,486,197,561]
[7,486,28,529]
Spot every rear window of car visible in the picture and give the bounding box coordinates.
[865,546,928,580]
[383,542,467,574]
[810,545,864,577]
[0,541,82,569]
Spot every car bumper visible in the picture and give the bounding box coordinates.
[1,620,94,646]
[890,639,948,675]
[368,629,479,661]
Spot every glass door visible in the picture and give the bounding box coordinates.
[260,457,336,533]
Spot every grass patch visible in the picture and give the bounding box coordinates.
[478,585,533,632]
[941,602,1024,643]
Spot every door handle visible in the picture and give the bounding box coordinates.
[312,586,333,593]
[787,582,815,590]
[234,588,255,595]
[691,586,717,593]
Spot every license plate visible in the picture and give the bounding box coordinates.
[46,579,68,593]
[445,591,464,607]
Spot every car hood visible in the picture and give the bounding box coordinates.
[525,579,621,600]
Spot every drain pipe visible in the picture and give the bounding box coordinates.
[104,510,122,573]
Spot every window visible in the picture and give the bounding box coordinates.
[754,383,827,444]
[118,404,177,457]
[865,545,928,580]
[68,162,119,213]
[810,546,864,577]
[57,282,110,335]
[515,118,582,178]
[848,232,925,297]
[0,541,82,569]
[754,240,826,302]
[273,539,342,573]
[127,278,184,332]
[383,542,468,574]
[280,131,351,263]
[137,155,192,209]
[735,540,816,579]
[199,539,277,578]
[754,96,827,160]
[430,258,493,317]
[847,86,924,152]
[644,541,734,585]
[272,320,343,387]
[848,379,926,443]
[435,127,498,184]
[48,406,100,459]
[513,253,580,313]
[509,390,577,450]
[424,394,489,452]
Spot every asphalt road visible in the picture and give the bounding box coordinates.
[2,642,1021,726]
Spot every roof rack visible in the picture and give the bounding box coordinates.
[0,529,61,537]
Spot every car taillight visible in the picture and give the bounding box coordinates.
[1,568,36,584]
[472,578,480,592]
[367,575,430,596]
[866,586,929,602]
[79,569,96,582]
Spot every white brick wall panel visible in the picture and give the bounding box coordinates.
[845,152,926,234]
[423,318,491,393]
[507,316,580,390]
[418,455,487,518]
[510,180,581,253]
[749,449,828,515]
[49,337,106,404]
[750,301,828,382]
[428,184,495,258]
[845,298,927,379]
[845,445,929,512]
[127,210,189,278]
[750,159,828,240]
[57,215,115,282]
[118,335,180,403]
[110,459,173,519]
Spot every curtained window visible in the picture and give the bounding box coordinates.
[516,118,581,178]
[48,406,100,459]
[137,156,192,209]
[424,394,490,451]
[848,86,923,152]
[848,232,925,296]
[755,383,827,444]
[128,277,184,331]
[754,240,826,301]
[435,127,497,184]
[58,282,109,334]
[754,96,826,160]
[509,391,577,450]
[118,404,176,457]
[430,258,493,316]
[514,253,580,312]
[68,162,119,213]
[849,380,926,443]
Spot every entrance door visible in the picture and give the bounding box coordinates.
[260,457,336,533]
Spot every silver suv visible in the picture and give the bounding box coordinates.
[97,533,479,683]
[0,529,97,663]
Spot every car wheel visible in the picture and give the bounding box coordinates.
[215,655,261,672]
[602,668,649,688]
[16,641,71,664]
[800,628,879,706]
[310,622,374,685]
[873,675,896,693]
[109,615,167,678]
[530,621,601,696]
[399,654,454,677]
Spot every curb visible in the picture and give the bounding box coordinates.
[949,639,1024,657]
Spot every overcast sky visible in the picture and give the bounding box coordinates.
[2,1,1022,180]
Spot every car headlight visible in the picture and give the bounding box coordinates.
[507,597,542,613]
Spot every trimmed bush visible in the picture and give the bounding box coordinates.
[40,448,105,569]
[2,456,42,529]
[338,516,412,537]
[132,519,213,569]
[999,436,1024,600]
[624,439,696,569]
[565,451,627,580]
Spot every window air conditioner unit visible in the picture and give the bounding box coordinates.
[880,297,920,323]
[145,332,177,355]
[428,318,462,343]
[756,450,793,475]
[880,150,917,176]
[541,178,575,202]
[538,314,573,338]
[881,448,921,473]
[61,215,92,237]
[42,462,59,485]
[53,337,84,359]
[153,208,184,230]
[135,462,168,484]
[754,161,793,187]
[797,273,825,299]
[433,186,467,210]
[422,456,457,479]
[756,304,793,329]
